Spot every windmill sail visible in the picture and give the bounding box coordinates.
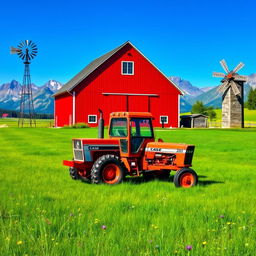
[217,80,229,93]
[212,72,225,78]
[234,74,247,82]
[220,59,229,73]
[233,62,245,73]
[230,80,240,95]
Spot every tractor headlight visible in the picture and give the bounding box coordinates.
[73,140,84,161]
[74,140,82,150]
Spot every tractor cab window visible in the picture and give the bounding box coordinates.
[130,118,153,138]
[109,118,128,137]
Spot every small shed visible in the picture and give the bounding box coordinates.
[180,114,208,128]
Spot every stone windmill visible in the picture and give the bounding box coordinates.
[213,59,247,128]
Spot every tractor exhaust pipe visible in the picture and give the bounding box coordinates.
[98,109,104,139]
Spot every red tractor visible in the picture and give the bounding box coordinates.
[63,112,198,187]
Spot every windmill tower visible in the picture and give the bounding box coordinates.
[213,59,247,128]
[10,40,38,127]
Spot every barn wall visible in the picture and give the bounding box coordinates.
[74,44,181,127]
[55,92,73,127]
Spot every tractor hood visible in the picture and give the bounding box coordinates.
[145,142,193,153]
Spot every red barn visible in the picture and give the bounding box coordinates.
[53,41,182,127]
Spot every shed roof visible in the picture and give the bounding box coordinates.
[180,114,208,119]
[53,41,183,97]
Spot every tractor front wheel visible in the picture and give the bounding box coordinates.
[91,155,126,184]
[173,168,198,188]
[69,167,80,180]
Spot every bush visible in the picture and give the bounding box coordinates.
[63,122,90,128]
[191,101,217,121]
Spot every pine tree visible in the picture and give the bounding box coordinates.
[247,88,256,110]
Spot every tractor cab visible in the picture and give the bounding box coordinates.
[109,112,155,157]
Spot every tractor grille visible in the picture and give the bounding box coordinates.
[73,140,84,161]
[184,146,195,165]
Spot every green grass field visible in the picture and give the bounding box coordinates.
[0,118,54,128]
[1,127,256,255]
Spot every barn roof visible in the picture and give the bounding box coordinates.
[53,41,183,97]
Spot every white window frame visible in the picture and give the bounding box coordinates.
[121,61,134,75]
[88,115,97,124]
[160,116,168,124]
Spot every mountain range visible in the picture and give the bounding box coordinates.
[0,80,62,114]
[171,74,256,112]
[0,74,256,114]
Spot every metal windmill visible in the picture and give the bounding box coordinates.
[213,59,247,128]
[10,40,38,127]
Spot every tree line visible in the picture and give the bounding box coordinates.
[246,88,256,110]
[0,108,53,119]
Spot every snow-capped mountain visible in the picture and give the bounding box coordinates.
[0,80,62,113]
[170,76,204,97]
[172,74,256,112]
[247,73,256,89]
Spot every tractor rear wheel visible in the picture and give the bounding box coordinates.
[173,168,198,188]
[91,155,126,184]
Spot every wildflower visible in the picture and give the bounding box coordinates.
[202,241,207,245]
[245,243,249,247]
[94,218,100,224]
[186,245,192,250]
[101,225,107,230]
[17,240,23,245]
[219,215,225,219]
[227,222,231,225]
[44,218,52,225]
[69,213,74,217]
[51,238,55,241]
[155,245,160,250]
[151,224,159,229]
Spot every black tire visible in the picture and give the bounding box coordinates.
[91,155,126,184]
[69,167,80,180]
[173,168,198,188]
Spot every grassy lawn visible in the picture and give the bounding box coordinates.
[181,108,256,127]
[0,118,53,128]
[0,127,256,255]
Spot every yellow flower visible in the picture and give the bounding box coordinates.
[17,240,23,245]
[227,222,231,225]
[202,241,207,245]
[245,243,249,247]
[51,238,55,241]
[94,218,100,224]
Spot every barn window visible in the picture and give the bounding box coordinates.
[122,61,134,75]
[160,116,168,124]
[88,115,97,123]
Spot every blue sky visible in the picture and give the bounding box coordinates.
[0,0,255,88]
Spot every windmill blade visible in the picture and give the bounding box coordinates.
[10,46,21,54]
[217,80,229,93]
[233,62,245,73]
[212,72,226,78]
[18,41,25,48]
[234,74,248,82]
[220,59,229,73]
[25,40,29,46]
[230,80,240,95]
